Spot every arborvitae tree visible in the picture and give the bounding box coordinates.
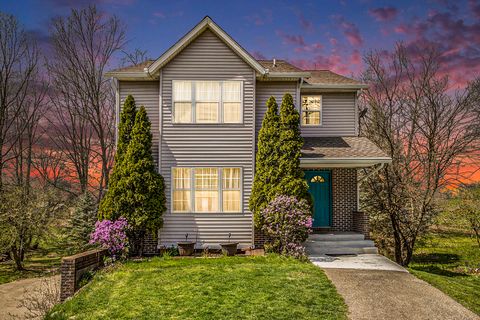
[249,96,282,228]
[98,95,137,220]
[277,93,310,204]
[68,192,97,252]
[116,106,166,255]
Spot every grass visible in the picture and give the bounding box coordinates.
[0,230,70,285]
[409,209,480,315]
[47,255,347,320]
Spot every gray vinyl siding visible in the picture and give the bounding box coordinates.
[255,81,297,139]
[118,81,160,164]
[300,92,356,137]
[159,29,254,248]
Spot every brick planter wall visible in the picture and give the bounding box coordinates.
[353,211,370,239]
[60,249,107,301]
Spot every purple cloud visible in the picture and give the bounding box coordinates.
[368,7,398,21]
[276,30,306,46]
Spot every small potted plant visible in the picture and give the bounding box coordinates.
[177,233,195,256]
[220,233,239,256]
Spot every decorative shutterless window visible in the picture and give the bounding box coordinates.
[172,80,242,124]
[172,167,242,213]
[301,95,322,125]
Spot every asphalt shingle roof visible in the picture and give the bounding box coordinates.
[301,137,390,159]
[304,70,363,85]
[256,59,303,73]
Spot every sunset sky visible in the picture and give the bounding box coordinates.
[1,0,479,182]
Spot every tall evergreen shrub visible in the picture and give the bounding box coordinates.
[117,106,166,255]
[249,96,282,227]
[68,192,97,252]
[277,93,310,204]
[98,95,137,220]
[276,93,312,203]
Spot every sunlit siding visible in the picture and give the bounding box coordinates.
[118,81,160,165]
[159,29,254,248]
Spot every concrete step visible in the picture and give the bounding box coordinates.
[309,232,365,241]
[306,246,378,255]
[305,239,376,248]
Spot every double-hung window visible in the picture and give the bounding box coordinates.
[173,81,242,124]
[301,95,322,125]
[172,167,242,213]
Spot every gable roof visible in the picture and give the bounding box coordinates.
[105,17,367,89]
[147,16,266,76]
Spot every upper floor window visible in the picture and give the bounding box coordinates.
[173,80,242,124]
[301,95,322,126]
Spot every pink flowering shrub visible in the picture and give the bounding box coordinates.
[90,217,129,259]
[261,195,312,259]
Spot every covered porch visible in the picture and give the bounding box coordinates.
[301,136,391,239]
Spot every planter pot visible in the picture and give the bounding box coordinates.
[220,242,239,256]
[177,242,195,256]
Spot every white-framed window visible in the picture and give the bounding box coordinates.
[172,167,242,213]
[301,95,322,125]
[173,80,243,124]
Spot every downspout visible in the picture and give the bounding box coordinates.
[356,163,385,210]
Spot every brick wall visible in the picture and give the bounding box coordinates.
[331,168,357,231]
[143,232,159,255]
[60,249,107,301]
[353,211,370,239]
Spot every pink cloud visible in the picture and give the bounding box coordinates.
[153,11,165,19]
[251,51,267,60]
[469,0,480,18]
[394,24,408,34]
[333,16,363,47]
[245,10,273,26]
[368,7,398,21]
[294,42,323,53]
[298,13,314,32]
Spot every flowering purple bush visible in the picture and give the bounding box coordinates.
[90,217,129,258]
[261,195,312,259]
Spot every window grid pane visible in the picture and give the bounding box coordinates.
[174,102,192,123]
[196,81,220,102]
[173,81,192,101]
[223,81,241,102]
[302,111,321,125]
[196,102,219,123]
[223,190,241,212]
[223,102,241,123]
[172,168,191,212]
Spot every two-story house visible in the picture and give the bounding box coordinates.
[106,17,391,254]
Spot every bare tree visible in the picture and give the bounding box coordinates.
[0,13,38,190]
[360,43,480,266]
[121,48,150,66]
[48,5,125,197]
[10,77,49,191]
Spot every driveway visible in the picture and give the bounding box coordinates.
[311,254,478,320]
[0,275,60,319]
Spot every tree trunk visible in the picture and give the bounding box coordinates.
[10,247,24,271]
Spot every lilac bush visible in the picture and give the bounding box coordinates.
[90,217,129,259]
[261,195,312,259]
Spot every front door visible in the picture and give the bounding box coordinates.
[305,170,332,228]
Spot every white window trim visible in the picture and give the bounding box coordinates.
[171,166,243,214]
[172,80,243,124]
[301,95,323,126]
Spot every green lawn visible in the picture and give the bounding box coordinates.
[47,255,347,320]
[409,210,480,315]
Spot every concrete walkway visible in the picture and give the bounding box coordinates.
[0,275,60,319]
[311,254,478,320]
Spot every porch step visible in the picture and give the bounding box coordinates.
[309,232,365,241]
[305,232,378,255]
[306,239,376,248]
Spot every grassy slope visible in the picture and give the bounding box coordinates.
[47,255,347,320]
[409,210,480,315]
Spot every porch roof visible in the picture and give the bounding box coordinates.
[301,137,392,168]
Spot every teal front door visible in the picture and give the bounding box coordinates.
[305,170,332,228]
